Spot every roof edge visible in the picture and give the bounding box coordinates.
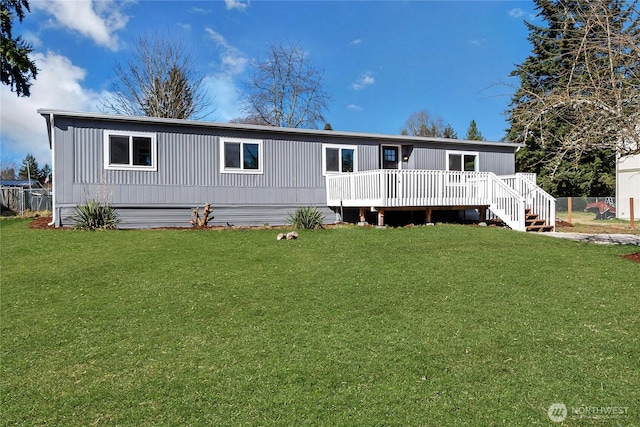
[38,109,523,149]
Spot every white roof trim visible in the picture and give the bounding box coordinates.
[38,109,523,149]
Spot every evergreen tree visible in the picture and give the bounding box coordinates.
[1,0,37,96]
[507,0,639,197]
[40,164,51,183]
[17,153,40,182]
[142,65,194,119]
[443,124,457,139]
[465,120,484,141]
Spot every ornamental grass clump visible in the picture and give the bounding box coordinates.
[71,199,120,230]
[287,206,324,230]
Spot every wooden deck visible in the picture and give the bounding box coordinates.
[326,170,555,231]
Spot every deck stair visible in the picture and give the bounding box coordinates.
[525,209,554,232]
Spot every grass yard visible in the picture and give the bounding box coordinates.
[1,219,638,426]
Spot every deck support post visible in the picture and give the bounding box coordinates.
[377,209,385,227]
[359,207,366,223]
[425,207,432,223]
[479,207,487,222]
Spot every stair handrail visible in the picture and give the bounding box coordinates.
[498,174,556,230]
[482,172,526,231]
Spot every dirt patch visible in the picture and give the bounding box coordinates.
[620,252,640,263]
[555,219,573,227]
[556,223,640,235]
[29,216,56,229]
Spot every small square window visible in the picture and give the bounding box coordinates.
[104,131,156,171]
[221,138,263,174]
[323,145,358,175]
[447,151,478,172]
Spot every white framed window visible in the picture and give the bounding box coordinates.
[322,144,357,175]
[220,137,263,174]
[446,151,479,172]
[104,130,157,171]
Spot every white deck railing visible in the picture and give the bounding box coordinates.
[500,173,556,230]
[326,169,531,231]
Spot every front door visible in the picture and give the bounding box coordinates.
[381,145,400,169]
[381,145,401,202]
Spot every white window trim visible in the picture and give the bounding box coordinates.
[322,144,358,176]
[446,150,479,172]
[103,130,157,171]
[220,137,264,174]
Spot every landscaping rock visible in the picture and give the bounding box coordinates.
[276,233,286,240]
[286,231,299,240]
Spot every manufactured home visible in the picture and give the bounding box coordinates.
[39,110,555,231]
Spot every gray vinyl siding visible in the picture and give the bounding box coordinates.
[48,114,518,228]
[479,151,515,175]
[411,147,445,170]
[56,205,336,228]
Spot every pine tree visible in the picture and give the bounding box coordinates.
[443,124,457,139]
[1,0,38,97]
[17,153,40,182]
[465,120,484,141]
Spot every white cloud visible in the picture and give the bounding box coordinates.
[203,28,249,121]
[508,8,524,18]
[191,6,212,14]
[352,72,375,91]
[225,0,249,11]
[469,38,486,47]
[205,28,248,76]
[23,31,42,48]
[32,0,130,51]
[203,75,243,122]
[347,104,362,111]
[0,52,103,164]
[349,39,363,46]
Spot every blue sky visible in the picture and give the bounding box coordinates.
[0,0,537,167]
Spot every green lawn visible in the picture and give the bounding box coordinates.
[1,219,638,426]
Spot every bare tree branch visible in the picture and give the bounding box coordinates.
[509,1,639,161]
[238,41,330,128]
[101,30,212,120]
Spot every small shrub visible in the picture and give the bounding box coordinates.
[287,206,324,230]
[71,199,120,230]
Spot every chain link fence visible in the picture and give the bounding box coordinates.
[0,187,52,216]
